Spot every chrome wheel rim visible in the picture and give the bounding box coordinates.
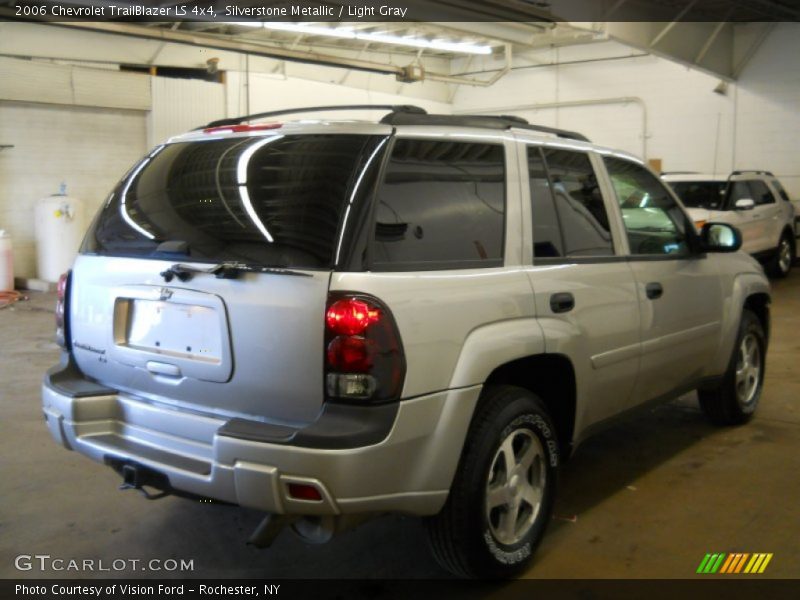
[779,238,793,273]
[736,333,761,406]
[485,428,545,546]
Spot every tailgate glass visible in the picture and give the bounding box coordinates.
[82,134,388,268]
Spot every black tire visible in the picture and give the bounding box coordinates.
[425,385,559,578]
[698,309,766,425]
[766,231,794,278]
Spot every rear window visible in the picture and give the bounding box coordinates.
[668,181,727,209]
[82,134,388,269]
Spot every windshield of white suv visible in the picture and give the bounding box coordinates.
[668,181,727,210]
[82,134,388,269]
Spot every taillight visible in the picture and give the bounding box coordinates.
[324,294,405,403]
[326,298,380,336]
[55,271,70,349]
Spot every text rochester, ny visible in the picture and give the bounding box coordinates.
[15,584,281,596]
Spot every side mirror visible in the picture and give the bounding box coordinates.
[700,222,742,253]
[735,198,755,210]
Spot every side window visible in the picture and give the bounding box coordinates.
[748,180,776,205]
[541,149,614,257]
[527,147,563,257]
[604,156,692,256]
[728,181,752,208]
[372,139,505,270]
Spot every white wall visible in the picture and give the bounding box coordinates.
[149,77,226,146]
[453,23,800,197]
[735,24,800,196]
[226,70,452,119]
[453,42,736,173]
[0,55,150,111]
[0,102,147,278]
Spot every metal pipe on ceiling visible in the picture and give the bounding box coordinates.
[451,52,650,77]
[40,21,517,89]
[45,21,406,77]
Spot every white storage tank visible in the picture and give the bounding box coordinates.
[0,230,13,291]
[35,185,85,283]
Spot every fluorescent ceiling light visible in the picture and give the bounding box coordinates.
[263,22,356,39]
[254,22,493,55]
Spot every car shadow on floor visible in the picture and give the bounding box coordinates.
[128,396,725,580]
[549,395,718,528]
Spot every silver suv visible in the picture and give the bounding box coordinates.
[43,106,771,578]
[662,171,796,278]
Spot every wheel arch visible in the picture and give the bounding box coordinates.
[481,354,577,457]
[744,291,771,343]
[448,318,580,458]
[714,273,771,374]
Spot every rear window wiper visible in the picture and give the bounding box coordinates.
[160,262,312,282]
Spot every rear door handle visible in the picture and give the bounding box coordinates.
[550,292,575,314]
[646,282,663,300]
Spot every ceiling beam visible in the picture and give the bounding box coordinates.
[39,20,405,77]
[650,0,700,48]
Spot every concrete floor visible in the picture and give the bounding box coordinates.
[1,272,799,580]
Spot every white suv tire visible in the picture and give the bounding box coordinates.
[767,231,795,278]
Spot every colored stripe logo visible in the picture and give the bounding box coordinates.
[697,553,773,574]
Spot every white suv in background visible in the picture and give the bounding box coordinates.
[663,171,796,277]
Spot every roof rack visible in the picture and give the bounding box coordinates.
[201,105,590,142]
[380,111,590,142]
[204,104,427,128]
[730,169,774,177]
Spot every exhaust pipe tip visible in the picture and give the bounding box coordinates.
[248,514,295,549]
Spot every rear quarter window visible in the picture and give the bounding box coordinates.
[371,139,506,271]
[770,178,791,202]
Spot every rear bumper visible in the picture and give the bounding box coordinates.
[42,361,480,517]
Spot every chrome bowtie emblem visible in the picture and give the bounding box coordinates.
[159,288,174,301]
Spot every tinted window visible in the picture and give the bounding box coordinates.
[542,149,614,257]
[669,181,727,209]
[372,139,505,270]
[83,134,387,268]
[605,157,691,256]
[528,147,563,257]
[771,179,791,202]
[728,181,751,207]
[748,180,776,205]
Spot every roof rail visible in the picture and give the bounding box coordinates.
[380,112,590,142]
[660,171,698,176]
[730,169,774,177]
[201,105,590,142]
[204,104,427,128]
